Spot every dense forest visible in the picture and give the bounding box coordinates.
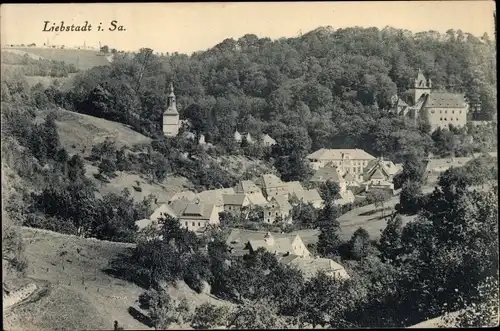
[38,27,497,162]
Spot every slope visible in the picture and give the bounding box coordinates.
[3,226,231,330]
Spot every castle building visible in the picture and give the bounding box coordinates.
[162,82,180,136]
[393,69,469,132]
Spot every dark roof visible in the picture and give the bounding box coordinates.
[311,166,345,183]
[424,92,467,109]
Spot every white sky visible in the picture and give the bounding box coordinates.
[1,2,496,54]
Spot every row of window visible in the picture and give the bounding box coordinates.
[185,221,202,227]
[431,109,462,114]
[439,117,461,121]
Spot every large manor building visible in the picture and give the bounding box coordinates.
[392,69,469,132]
[162,82,180,136]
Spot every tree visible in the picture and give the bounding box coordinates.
[349,227,372,260]
[398,180,424,215]
[228,299,287,329]
[98,157,117,179]
[191,303,231,329]
[369,190,391,218]
[67,154,86,182]
[378,214,403,263]
[316,202,342,257]
[318,180,341,203]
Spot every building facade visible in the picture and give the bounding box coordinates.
[393,69,469,132]
[162,82,180,136]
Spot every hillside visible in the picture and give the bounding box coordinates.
[36,108,152,156]
[3,226,231,330]
[5,47,112,71]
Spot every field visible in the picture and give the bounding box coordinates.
[5,47,112,71]
[36,108,152,156]
[3,226,230,330]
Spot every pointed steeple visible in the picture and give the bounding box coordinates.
[164,81,178,115]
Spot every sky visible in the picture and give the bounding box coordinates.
[1,2,496,54]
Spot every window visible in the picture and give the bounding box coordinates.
[452,110,455,114]
[358,166,361,173]
[268,212,271,216]
[198,222,201,227]
[456,118,459,121]
[440,117,443,121]
[445,110,447,114]
[459,110,462,114]
[192,222,195,226]
[185,222,188,226]
[440,110,442,114]
[431,109,435,113]
[276,212,279,216]
[444,118,447,121]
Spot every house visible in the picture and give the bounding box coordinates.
[197,188,236,214]
[234,180,268,206]
[362,157,402,192]
[333,189,355,206]
[310,166,347,192]
[255,174,288,198]
[244,133,253,144]
[263,195,292,224]
[150,203,178,222]
[222,193,252,216]
[392,69,469,131]
[306,148,376,180]
[169,200,220,233]
[262,134,276,147]
[162,82,179,137]
[234,130,242,143]
[343,172,361,192]
[169,190,197,203]
[284,181,305,195]
[292,189,324,209]
[226,229,310,258]
[286,257,350,281]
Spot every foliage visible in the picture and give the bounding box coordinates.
[316,202,343,257]
[191,303,231,329]
[318,180,341,202]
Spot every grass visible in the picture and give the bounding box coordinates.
[3,226,231,330]
[6,47,112,71]
[36,108,152,156]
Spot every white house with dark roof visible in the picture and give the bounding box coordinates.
[169,200,220,233]
[362,157,403,193]
[226,229,310,258]
[292,189,324,209]
[255,174,288,198]
[264,195,292,224]
[262,134,276,147]
[234,180,268,206]
[306,148,376,180]
[393,69,469,131]
[310,166,347,192]
[222,193,252,216]
[287,257,350,281]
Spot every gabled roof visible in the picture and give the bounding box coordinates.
[169,190,197,203]
[197,188,235,206]
[269,195,292,212]
[235,180,261,194]
[135,218,154,231]
[226,229,299,253]
[307,148,376,161]
[150,203,178,221]
[285,181,304,194]
[257,174,286,190]
[343,172,357,181]
[262,134,276,145]
[248,237,297,255]
[222,193,249,206]
[311,166,345,183]
[169,200,216,220]
[287,257,349,280]
[294,189,323,203]
[423,92,467,109]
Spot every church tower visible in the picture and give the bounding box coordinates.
[412,69,432,104]
[162,82,179,136]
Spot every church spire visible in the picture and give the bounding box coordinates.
[164,80,178,115]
